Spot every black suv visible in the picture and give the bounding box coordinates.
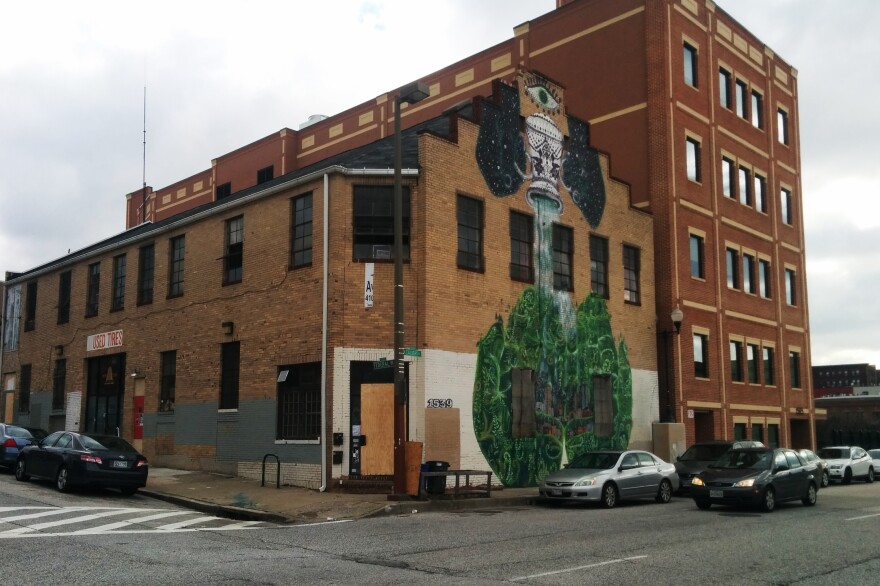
[675,440,764,492]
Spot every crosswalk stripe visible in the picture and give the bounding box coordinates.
[71,511,194,533]
[2,508,151,535]
[156,515,225,530]
[0,507,94,523]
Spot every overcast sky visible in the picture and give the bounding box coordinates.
[1,1,877,368]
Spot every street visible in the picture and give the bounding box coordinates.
[2,471,880,585]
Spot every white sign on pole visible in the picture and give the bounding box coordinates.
[364,263,374,308]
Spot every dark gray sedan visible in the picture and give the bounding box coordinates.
[538,450,679,508]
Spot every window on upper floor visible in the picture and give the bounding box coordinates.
[510,211,534,283]
[726,247,739,289]
[160,350,176,412]
[781,187,793,225]
[24,281,37,332]
[730,340,744,382]
[57,270,71,324]
[763,346,775,385]
[291,193,313,269]
[694,333,709,378]
[257,165,274,184]
[742,253,756,294]
[747,343,760,384]
[457,194,484,272]
[168,236,185,298]
[623,244,640,304]
[224,216,244,285]
[86,262,101,317]
[754,173,767,213]
[719,67,732,109]
[552,224,574,292]
[220,341,240,410]
[353,185,410,262]
[790,350,801,388]
[785,268,797,306]
[735,79,748,120]
[19,364,31,413]
[758,258,772,299]
[686,137,701,182]
[137,243,155,306]
[216,182,232,200]
[777,108,789,145]
[690,233,705,279]
[751,90,764,129]
[52,358,66,411]
[111,254,126,312]
[722,157,735,197]
[590,235,609,298]
[277,362,322,440]
[3,285,21,352]
[683,42,698,87]
[738,166,752,206]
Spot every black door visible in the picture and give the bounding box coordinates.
[85,354,126,435]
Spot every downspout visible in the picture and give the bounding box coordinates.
[320,173,329,492]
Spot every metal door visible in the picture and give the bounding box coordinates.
[85,354,125,435]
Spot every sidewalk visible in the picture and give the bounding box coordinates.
[141,468,537,524]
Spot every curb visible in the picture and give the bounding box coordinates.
[140,489,293,524]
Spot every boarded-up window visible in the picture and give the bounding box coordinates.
[511,368,536,438]
[594,375,612,437]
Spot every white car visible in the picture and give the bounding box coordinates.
[817,446,874,484]
[869,449,880,476]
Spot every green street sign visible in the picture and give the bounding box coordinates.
[403,347,422,357]
[372,358,393,370]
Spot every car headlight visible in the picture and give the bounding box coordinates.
[691,477,705,487]
[734,478,756,487]
[574,478,597,487]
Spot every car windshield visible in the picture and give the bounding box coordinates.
[818,448,849,460]
[869,449,880,459]
[5,426,33,439]
[680,444,731,461]
[712,450,772,470]
[568,452,619,470]
[80,435,136,453]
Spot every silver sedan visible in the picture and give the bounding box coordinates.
[538,450,679,508]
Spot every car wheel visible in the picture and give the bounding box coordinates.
[695,499,711,510]
[821,470,830,488]
[761,487,776,512]
[843,468,853,485]
[802,483,817,506]
[867,468,875,484]
[120,487,138,496]
[56,466,70,493]
[656,479,673,504]
[601,483,618,509]
[14,459,30,482]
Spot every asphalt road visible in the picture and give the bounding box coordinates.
[2,470,879,585]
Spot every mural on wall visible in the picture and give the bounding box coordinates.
[472,71,633,487]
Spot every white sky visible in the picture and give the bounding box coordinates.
[1,1,877,368]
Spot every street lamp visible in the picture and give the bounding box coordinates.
[393,80,429,496]
[661,306,684,423]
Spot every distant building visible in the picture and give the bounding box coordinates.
[813,363,878,396]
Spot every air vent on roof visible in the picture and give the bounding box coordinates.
[299,114,328,130]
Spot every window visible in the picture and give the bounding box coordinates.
[781,188,793,225]
[689,234,705,279]
[224,216,244,284]
[52,358,66,411]
[790,350,801,388]
[216,182,232,200]
[777,108,789,145]
[785,268,797,305]
[291,193,313,269]
[111,254,126,311]
[137,244,154,306]
[353,185,410,261]
[734,422,747,441]
[735,79,748,119]
[277,363,322,440]
[457,195,484,271]
[510,369,536,438]
[19,364,31,413]
[552,224,573,291]
[220,341,240,410]
[763,347,775,385]
[751,90,763,128]
[24,281,37,332]
[3,285,21,352]
[623,245,640,304]
[730,340,744,382]
[686,137,701,181]
[160,351,176,412]
[759,259,772,298]
[168,236,185,298]
[767,424,779,448]
[57,270,71,324]
[726,247,739,289]
[683,42,697,87]
[754,174,767,213]
[510,211,534,282]
[747,343,760,383]
[752,423,763,443]
[721,157,735,197]
[594,375,612,437]
[742,253,756,294]
[719,68,732,109]
[590,235,609,298]
[86,262,101,317]
[738,166,752,206]
[694,333,709,378]
[256,165,274,184]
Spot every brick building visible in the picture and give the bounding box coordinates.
[2,0,812,488]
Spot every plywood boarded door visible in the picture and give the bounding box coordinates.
[360,383,394,476]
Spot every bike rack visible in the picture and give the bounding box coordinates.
[261,453,281,488]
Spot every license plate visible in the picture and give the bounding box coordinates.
[710,490,723,498]
[550,489,563,496]
[112,461,129,469]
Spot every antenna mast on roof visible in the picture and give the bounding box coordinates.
[139,86,147,225]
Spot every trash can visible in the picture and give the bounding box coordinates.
[425,460,450,495]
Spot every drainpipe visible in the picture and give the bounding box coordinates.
[319,173,329,492]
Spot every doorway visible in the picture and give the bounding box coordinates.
[85,353,126,435]
[693,410,715,442]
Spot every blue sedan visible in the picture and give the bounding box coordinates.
[1,424,35,470]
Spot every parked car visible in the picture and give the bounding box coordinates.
[538,450,679,508]
[1,424,35,470]
[869,449,880,475]
[15,431,148,495]
[675,440,764,492]
[798,448,830,488]
[817,446,874,484]
[690,447,820,512]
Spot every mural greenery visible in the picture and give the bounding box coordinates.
[472,71,632,487]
